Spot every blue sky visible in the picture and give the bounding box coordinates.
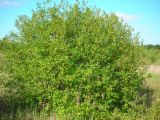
[0,0,160,44]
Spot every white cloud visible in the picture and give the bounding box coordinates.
[0,0,20,7]
[115,12,140,21]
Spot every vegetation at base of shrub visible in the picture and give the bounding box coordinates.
[1,0,146,117]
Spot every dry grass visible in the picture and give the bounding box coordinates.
[147,65,160,102]
[148,65,160,74]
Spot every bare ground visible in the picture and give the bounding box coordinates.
[148,65,160,73]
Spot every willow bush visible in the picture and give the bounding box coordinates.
[4,0,145,117]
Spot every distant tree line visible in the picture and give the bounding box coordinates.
[144,44,160,50]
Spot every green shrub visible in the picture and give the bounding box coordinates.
[4,0,145,116]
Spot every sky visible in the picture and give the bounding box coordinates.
[0,0,160,44]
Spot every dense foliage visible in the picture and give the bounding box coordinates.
[2,0,145,117]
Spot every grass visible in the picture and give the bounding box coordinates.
[0,65,160,120]
[148,73,160,100]
[143,65,160,120]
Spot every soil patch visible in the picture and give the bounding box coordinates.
[148,65,160,73]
